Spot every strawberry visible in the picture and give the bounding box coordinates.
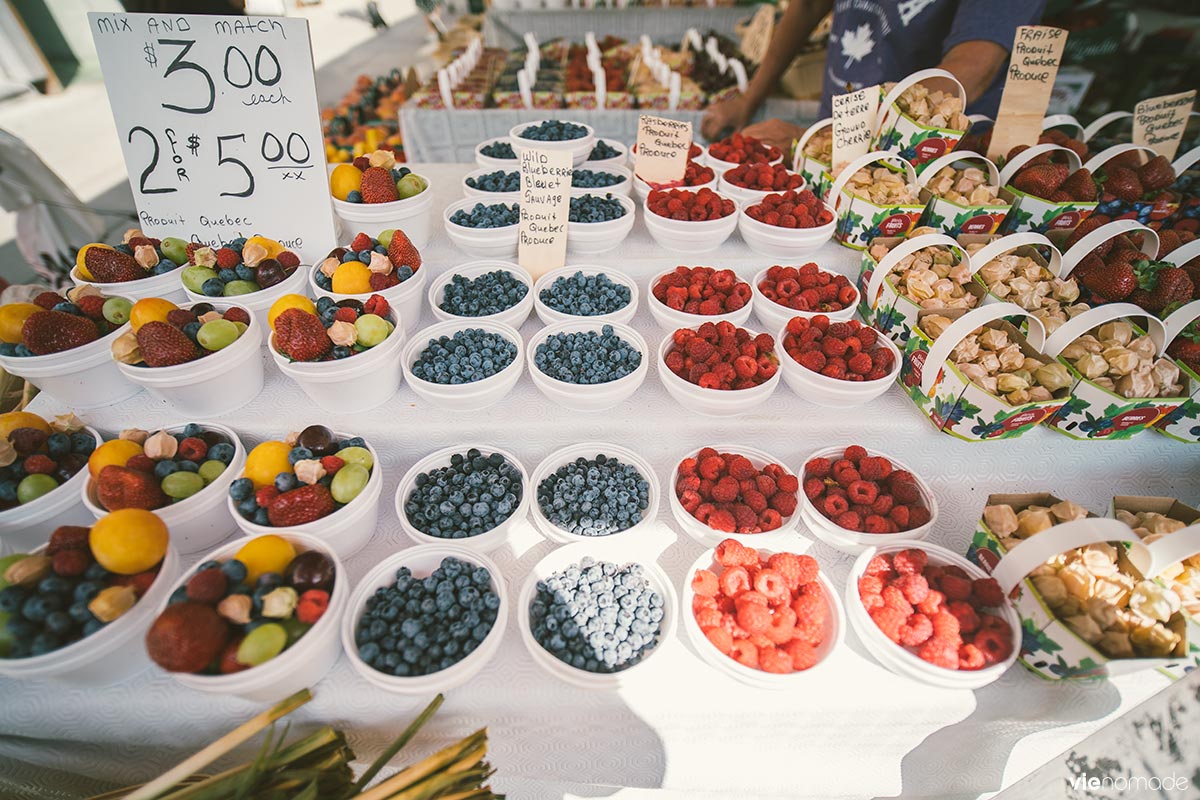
[267,484,335,527]
[95,464,167,511]
[136,320,200,367]
[1058,168,1097,202]
[21,311,99,355]
[359,166,399,204]
[1082,262,1136,301]
[1072,252,1104,283]
[1167,327,1200,373]
[1011,163,1067,197]
[1103,167,1144,203]
[386,229,421,270]
[214,247,241,269]
[350,232,374,252]
[1135,263,1193,313]
[75,294,107,321]
[273,307,331,361]
[1158,230,1183,259]
[33,291,63,309]
[1063,214,1111,254]
[84,247,144,283]
[1137,156,1175,193]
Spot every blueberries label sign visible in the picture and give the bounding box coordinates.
[518,147,572,276]
[89,13,336,262]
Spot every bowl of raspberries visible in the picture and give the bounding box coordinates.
[670,446,800,546]
[739,189,836,258]
[685,538,844,685]
[778,316,901,406]
[718,162,807,204]
[705,133,783,174]
[800,445,938,553]
[752,263,858,332]
[847,543,1018,688]
[658,323,781,416]
[643,188,739,254]
[647,266,753,332]
[633,159,716,202]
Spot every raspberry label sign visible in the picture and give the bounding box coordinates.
[634,115,691,185]
[88,12,336,263]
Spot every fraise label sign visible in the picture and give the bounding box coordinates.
[88,12,336,263]
[518,147,572,276]
[987,26,1068,163]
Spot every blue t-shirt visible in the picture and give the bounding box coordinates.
[819,0,1046,119]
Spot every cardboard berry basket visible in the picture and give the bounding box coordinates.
[857,233,980,346]
[915,152,1011,237]
[1084,144,1182,225]
[791,117,833,200]
[1152,284,1200,444]
[1164,146,1200,231]
[1081,111,1132,146]
[967,501,1199,680]
[1042,114,1086,141]
[997,144,1098,235]
[1040,303,1188,440]
[1054,218,1159,308]
[898,305,1066,441]
[829,152,925,251]
[973,232,1065,317]
[870,69,969,175]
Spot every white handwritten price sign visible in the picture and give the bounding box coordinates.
[1133,91,1196,161]
[88,12,336,263]
[987,26,1068,163]
[634,115,691,185]
[832,85,879,174]
[518,148,572,277]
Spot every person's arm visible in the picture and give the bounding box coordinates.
[936,41,1009,106]
[939,0,1046,111]
[700,0,833,141]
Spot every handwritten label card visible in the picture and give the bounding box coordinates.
[1133,91,1197,161]
[88,12,336,263]
[634,115,691,184]
[987,26,1068,162]
[831,85,879,174]
[518,148,572,277]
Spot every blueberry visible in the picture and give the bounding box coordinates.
[177,460,199,473]
[237,497,260,518]
[30,632,62,655]
[568,193,626,223]
[52,302,80,315]
[346,190,362,203]
[0,343,18,357]
[437,270,528,317]
[37,576,71,597]
[202,278,225,297]
[73,581,102,604]
[153,261,176,275]
[235,264,255,281]
[275,472,299,492]
[411,328,518,386]
[479,140,516,159]
[465,169,520,193]
[46,433,71,457]
[229,477,254,501]
[208,443,235,464]
[533,326,641,386]
[448,202,519,229]
[220,559,248,584]
[84,562,108,581]
[168,585,188,605]
[44,611,74,636]
[14,344,32,357]
[0,586,26,613]
[316,296,335,314]
[288,446,313,465]
[0,481,16,504]
[518,120,588,141]
[154,459,179,479]
[588,140,620,161]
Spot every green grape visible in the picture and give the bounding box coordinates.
[354,314,391,348]
[0,611,12,657]
[334,446,373,471]
[197,319,240,351]
[160,237,189,266]
[377,229,396,246]
[197,459,226,484]
[181,266,219,294]
[17,474,57,504]
[162,470,205,499]
[102,297,133,325]
[330,463,370,504]
[279,616,310,645]
[231,321,248,335]
[222,280,259,296]
[237,622,287,666]
[396,174,426,199]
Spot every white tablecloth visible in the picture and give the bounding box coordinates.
[3,163,1199,800]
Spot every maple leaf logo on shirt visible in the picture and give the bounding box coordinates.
[840,23,875,69]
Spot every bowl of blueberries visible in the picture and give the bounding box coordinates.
[529,443,660,545]
[533,266,638,325]
[518,542,676,689]
[342,545,507,694]
[442,199,520,259]
[402,320,525,412]
[395,446,530,553]
[582,138,627,169]
[509,119,596,166]
[461,167,520,201]
[566,193,637,256]
[527,321,648,412]
[570,166,632,197]
[475,137,518,170]
[428,261,534,329]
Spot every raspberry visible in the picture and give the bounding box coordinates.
[695,607,723,630]
[859,456,892,481]
[734,590,769,610]
[333,307,358,323]
[880,585,914,615]
[718,565,751,596]
[765,606,797,644]
[973,627,1013,664]
[698,455,725,480]
[125,454,156,473]
[296,589,329,624]
[846,480,878,504]
[52,549,91,577]
[276,251,300,269]
[350,232,374,251]
[21,454,56,474]
[715,538,752,567]
[708,509,736,532]
[785,639,820,670]
[940,574,972,601]
[834,511,862,531]
[895,573,929,604]
[863,554,894,578]
[978,613,1008,631]
[972,577,1005,607]
[899,612,934,647]
[909,506,932,528]
[753,569,790,605]
[805,457,832,477]
[730,639,758,667]
[791,592,826,625]
[255,485,280,507]
[320,455,345,473]
[930,610,961,641]
[958,643,986,670]
[693,593,717,614]
[803,478,825,500]
[918,636,961,669]
[843,445,868,463]
[692,568,720,597]
[215,247,241,269]
[864,515,891,533]
[766,553,806,590]
[870,606,906,643]
[890,505,911,528]
[186,567,228,604]
[177,437,208,462]
[776,473,799,493]
[705,626,734,655]
[858,575,884,598]
[759,646,794,673]
[892,548,928,576]
[891,480,922,506]
[727,456,756,480]
[916,589,945,615]
[944,601,981,634]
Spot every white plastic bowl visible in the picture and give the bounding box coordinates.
[517,541,677,689]
[270,309,405,414]
[70,265,187,303]
[182,263,309,343]
[681,547,844,688]
[643,192,739,254]
[717,170,807,204]
[658,331,781,416]
[532,265,638,325]
[738,203,836,259]
[567,193,636,256]
[798,445,938,555]
[509,120,596,166]
[751,265,858,332]
[570,165,632,197]
[330,171,434,249]
[81,423,246,555]
[0,319,138,411]
[583,137,628,169]
[0,426,100,551]
[395,444,530,553]
[526,320,648,411]
[308,260,427,335]
[645,268,753,333]
[340,544,507,695]
[633,172,717,204]
[461,166,520,201]
[116,302,263,418]
[228,432,382,559]
[443,199,520,259]
[0,539,180,687]
[475,136,519,169]
[666,444,802,548]
[403,319,524,412]
[153,532,346,702]
[529,442,660,545]
[427,260,534,329]
[845,541,1019,688]
[777,323,903,407]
